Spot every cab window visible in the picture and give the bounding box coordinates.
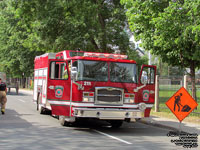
[49,61,68,80]
[141,67,155,84]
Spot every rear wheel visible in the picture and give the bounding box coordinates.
[36,92,47,115]
[36,92,40,111]
[38,105,47,114]
[109,120,123,128]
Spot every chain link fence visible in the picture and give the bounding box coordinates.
[7,77,33,89]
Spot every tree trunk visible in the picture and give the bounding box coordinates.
[97,1,107,52]
[90,38,99,50]
[98,13,107,52]
[190,62,197,102]
[23,78,26,88]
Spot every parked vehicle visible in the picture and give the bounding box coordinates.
[33,50,156,127]
[0,72,19,94]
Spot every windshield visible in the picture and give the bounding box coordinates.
[76,60,137,83]
[77,60,108,81]
[110,62,137,83]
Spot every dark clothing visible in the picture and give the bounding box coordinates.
[0,82,6,91]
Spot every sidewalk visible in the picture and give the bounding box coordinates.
[18,88,33,95]
[19,88,200,134]
[140,116,200,134]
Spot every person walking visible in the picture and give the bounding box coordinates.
[0,78,7,114]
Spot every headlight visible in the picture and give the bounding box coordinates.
[124,93,135,104]
[83,97,89,102]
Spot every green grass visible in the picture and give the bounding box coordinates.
[150,111,200,124]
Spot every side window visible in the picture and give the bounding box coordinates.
[55,63,59,78]
[73,61,77,68]
[50,62,56,79]
[141,67,155,84]
[60,63,68,79]
[50,61,68,80]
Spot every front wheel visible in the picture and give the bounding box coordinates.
[59,116,77,127]
[59,116,72,126]
[59,116,67,126]
[109,120,123,128]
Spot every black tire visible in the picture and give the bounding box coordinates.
[59,116,77,127]
[36,92,40,111]
[36,92,47,115]
[109,120,123,128]
[38,106,47,114]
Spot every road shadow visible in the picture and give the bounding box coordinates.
[0,109,187,150]
[0,109,33,129]
[60,118,169,137]
[7,91,32,96]
[0,115,177,150]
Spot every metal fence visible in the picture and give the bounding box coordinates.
[158,75,200,117]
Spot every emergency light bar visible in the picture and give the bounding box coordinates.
[84,52,128,59]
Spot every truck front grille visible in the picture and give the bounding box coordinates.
[95,87,124,105]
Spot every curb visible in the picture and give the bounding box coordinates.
[138,119,188,133]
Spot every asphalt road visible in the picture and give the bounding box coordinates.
[0,91,195,150]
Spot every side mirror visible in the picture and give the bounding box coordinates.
[71,67,78,81]
[141,71,148,84]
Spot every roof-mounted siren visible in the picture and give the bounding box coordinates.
[84,52,127,59]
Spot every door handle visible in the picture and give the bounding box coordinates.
[48,85,54,90]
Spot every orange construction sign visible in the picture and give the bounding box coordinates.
[165,87,198,122]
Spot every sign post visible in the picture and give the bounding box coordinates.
[165,87,198,132]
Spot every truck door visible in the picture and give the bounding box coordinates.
[138,65,156,104]
[47,59,71,116]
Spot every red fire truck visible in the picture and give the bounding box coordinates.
[34,50,156,127]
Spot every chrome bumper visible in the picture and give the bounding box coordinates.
[74,108,144,120]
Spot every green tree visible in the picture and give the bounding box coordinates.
[12,0,132,53]
[0,0,145,78]
[0,0,43,77]
[121,0,200,101]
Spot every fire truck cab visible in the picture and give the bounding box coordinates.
[34,50,156,127]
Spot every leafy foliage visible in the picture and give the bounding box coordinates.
[122,0,200,67]
[11,0,131,53]
[0,0,145,77]
[0,1,44,77]
[121,0,200,99]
